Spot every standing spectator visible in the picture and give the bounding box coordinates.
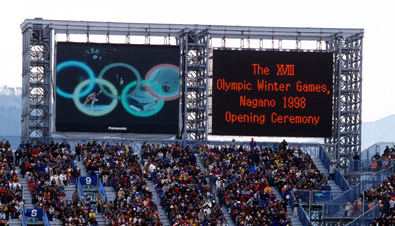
[328,162,335,180]
[15,148,22,166]
[250,138,257,151]
[353,152,360,171]
[280,139,288,150]
[19,160,26,179]
[217,189,224,207]
[344,202,352,216]
[294,196,299,217]
[209,175,217,193]
[75,144,82,161]
[96,194,102,213]
[230,139,236,149]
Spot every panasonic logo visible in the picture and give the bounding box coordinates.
[108,126,127,131]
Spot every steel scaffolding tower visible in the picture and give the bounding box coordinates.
[325,33,364,172]
[21,23,52,142]
[179,29,210,141]
[20,19,363,170]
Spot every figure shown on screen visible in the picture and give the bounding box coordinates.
[162,81,170,92]
[83,91,102,106]
[119,77,124,87]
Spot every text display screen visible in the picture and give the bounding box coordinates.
[212,50,333,137]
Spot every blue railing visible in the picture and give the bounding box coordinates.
[44,210,50,226]
[319,144,332,171]
[98,178,107,203]
[335,169,351,191]
[77,177,85,204]
[345,203,379,226]
[289,192,295,209]
[323,166,393,217]
[360,142,395,160]
[21,209,27,226]
[350,159,395,173]
[298,205,310,226]
[289,189,310,226]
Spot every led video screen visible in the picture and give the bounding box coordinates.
[212,50,333,137]
[55,42,180,134]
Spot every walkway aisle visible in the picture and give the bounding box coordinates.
[74,159,106,226]
[195,154,235,226]
[270,187,303,226]
[311,156,344,198]
[145,179,171,226]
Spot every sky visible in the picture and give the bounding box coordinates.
[1,0,394,124]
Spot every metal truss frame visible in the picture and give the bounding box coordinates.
[20,19,364,166]
[325,33,364,172]
[21,23,52,142]
[179,29,210,141]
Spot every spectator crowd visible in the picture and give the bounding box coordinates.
[200,139,330,225]
[13,138,395,226]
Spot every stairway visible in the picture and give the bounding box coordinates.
[74,159,88,177]
[49,218,63,226]
[195,154,235,226]
[74,158,106,226]
[95,213,106,225]
[146,180,171,226]
[104,186,117,203]
[271,187,303,226]
[7,219,22,226]
[19,173,34,209]
[312,157,344,198]
[19,171,64,225]
[64,184,77,201]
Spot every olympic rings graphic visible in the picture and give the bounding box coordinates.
[121,80,165,117]
[73,78,118,116]
[57,61,179,117]
[145,64,180,101]
[98,63,142,100]
[57,61,96,99]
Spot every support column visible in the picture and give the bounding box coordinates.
[21,22,52,143]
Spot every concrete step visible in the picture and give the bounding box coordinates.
[103,186,117,203]
[221,206,234,225]
[312,157,329,178]
[7,219,22,226]
[312,157,345,199]
[25,204,35,209]
[195,154,235,226]
[145,180,171,226]
[49,220,63,226]
[271,187,303,226]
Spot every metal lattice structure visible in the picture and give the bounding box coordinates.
[20,19,364,169]
[179,30,210,141]
[21,23,52,142]
[325,33,364,172]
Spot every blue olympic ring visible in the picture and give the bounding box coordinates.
[56,61,96,99]
[121,80,165,117]
[98,63,142,100]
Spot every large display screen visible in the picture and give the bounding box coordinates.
[55,42,180,134]
[212,50,333,137]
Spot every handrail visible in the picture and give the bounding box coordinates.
[345,203,379,226]
[335,169,351,191]
[323,166,393,217]
[77,177,85,205]
[21,209,27,226]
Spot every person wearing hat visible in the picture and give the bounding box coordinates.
[344,202,352,216]
[89,209,95,219]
